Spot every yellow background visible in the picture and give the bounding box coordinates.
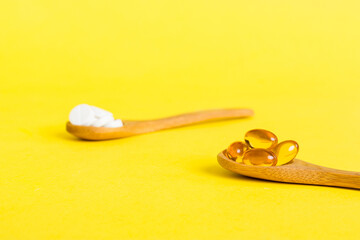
[1,0,360,239]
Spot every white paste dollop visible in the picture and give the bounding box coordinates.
[69,104,123,128]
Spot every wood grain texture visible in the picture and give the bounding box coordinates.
[217,150,360,189]
[67,108,254,140]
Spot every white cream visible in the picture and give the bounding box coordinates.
[69,104,123,128]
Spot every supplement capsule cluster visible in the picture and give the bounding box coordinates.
[225,129,299,166]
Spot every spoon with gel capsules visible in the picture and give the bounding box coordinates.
[218,129,360,189]
[66,104,254,140]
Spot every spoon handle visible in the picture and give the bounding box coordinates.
[131,108,254,133]
[293,161,360,189]
[325,170,360,189]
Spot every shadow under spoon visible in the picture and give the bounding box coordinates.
[67,108,254,140]
[217,150,360,189]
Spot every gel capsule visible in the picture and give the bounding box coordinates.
[226,141,249,161]
[273,140,299,165]
[242,148,277,166]
[244,129,278,149]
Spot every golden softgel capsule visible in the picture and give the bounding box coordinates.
[226,141,249,161]
[242,148,277,166]
[273,140,299,165]
[244,129,278,149]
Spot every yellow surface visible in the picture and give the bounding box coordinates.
[1,1,360,239]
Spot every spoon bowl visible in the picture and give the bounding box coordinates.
[218,150,360,189]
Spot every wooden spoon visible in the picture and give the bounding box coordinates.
[66,108,253,140]
[217,150,360,189]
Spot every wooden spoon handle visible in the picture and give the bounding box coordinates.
[288,160,360,189]
[309,167,360,189]
[130,108,254,134]
[328,172,360,189]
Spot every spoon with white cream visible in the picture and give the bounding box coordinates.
[67,104,254,140]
